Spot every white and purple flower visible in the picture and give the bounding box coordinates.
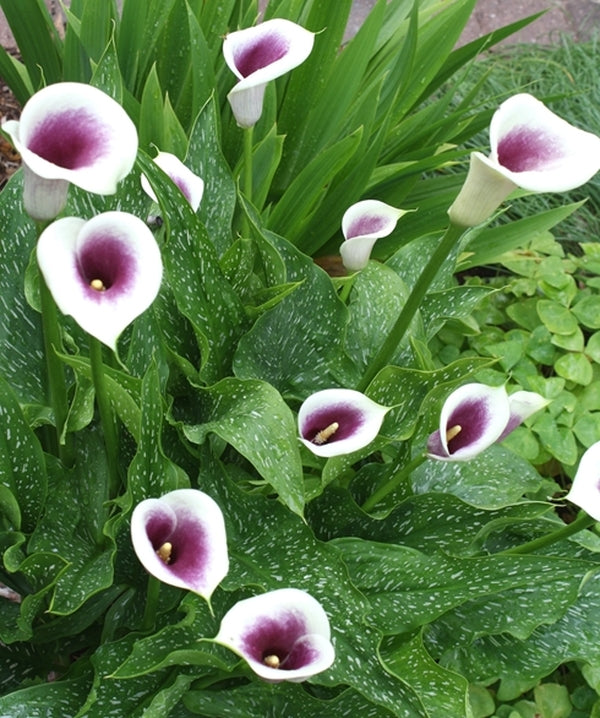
[2,82,138,221]
[214,588,335,682]
[298,388,389,458]
[223,19,314,128]
[36,211,163,350]
[564,441,600,521]
[141,151,204,212]
[427,383,548,462]
[340,200,407,272]
[448,93,600,227]
[130,489,229,602]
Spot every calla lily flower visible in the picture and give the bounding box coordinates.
[448,93,600,227]
[298,388,389,458]
[214,588,335,682]
[36,211,163,351]
[223,19,314,128]
[2,82,138,221]
[340,200,407,271]
[130,489,229,602]
[141,151,204,212]
[564,441,600,521]
[427,384,548,462]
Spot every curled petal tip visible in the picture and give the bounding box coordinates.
[130,488,229,601]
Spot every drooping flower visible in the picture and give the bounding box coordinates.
[141,151,204,212]
[223,19,314,128]
[36,211,163,351]
[2,82,138,221]
[298,388,389,458]
[214,588,335,682]
[448,93,600,227]
[427,384,548,462]
[130,489,229,601]
[339,200,407,271]
[564,441,600,521]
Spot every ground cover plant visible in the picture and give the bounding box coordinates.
[2,1,600,716]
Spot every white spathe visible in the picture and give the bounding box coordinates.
[448,93,600,227]
[565,441,600,522]
[298,388,389,458]
[36,211,163,351]
[130,488,229,602]
[214,588,335,682]
[141,151,204,212]
[340,199,407,271]
[3,82,138,220]
[223,19,314,128]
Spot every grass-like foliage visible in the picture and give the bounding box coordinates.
[1,1,600,717]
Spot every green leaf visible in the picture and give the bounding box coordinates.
[0,175,45,404]
[536,300,579,336]
[233,228,350,397]
[572,295,600,330]
[172,377,304,516]
[411,445,544,509]
[0,0,63,89]
[554,352,593,386]
[0,677,92,718]
[0,375,47,532]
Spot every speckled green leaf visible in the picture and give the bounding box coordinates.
[345,261,417,374]
[437,569,600,699]
[184,683,397,717]
[410,445,544,509]
[380,632,471,718]
[0,676,92,718]
[0,375,47,532]
[186,96,236,257]
[172,377,304,515]
[336,537,588,639]
[307,486,550,555]
[233,230,350,397]
[421,286,494,338]
[139,152,246,384]
[0,174,44,404]
[126,361,189,504]
[27,432,115,615]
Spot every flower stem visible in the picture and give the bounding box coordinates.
[357,222,465,391]
[89,336,120,496]
[497,511,597,556]
[37,247,73,465]
[361,453,427,513]
[241,126,254,237]
[141,574,161,632]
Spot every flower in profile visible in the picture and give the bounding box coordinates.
[298,388,389,458]
[427,383,548,462]
[2,82,138,221]
[141,151,204,212]
[223,19,314,128]
[214,588,335,682]
[564,441,600,521]
[36,211,163,351]
[130,489,229,602]
[448,93,600,227]
[340,200,407,272]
